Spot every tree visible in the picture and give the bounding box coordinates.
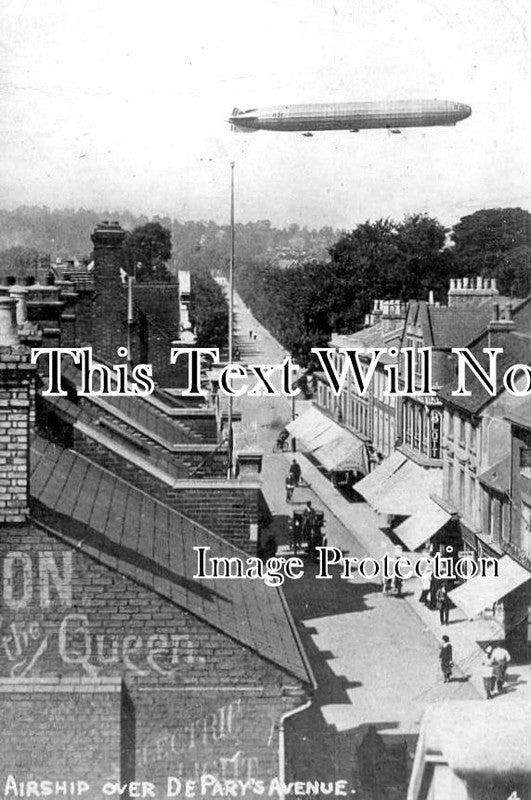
[394,213,454,301]
[0,246,42,279]
[451,208,531,296]
[190,271,228,349]
[123,222,172,282]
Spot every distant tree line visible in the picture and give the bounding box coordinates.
[0,206,335,276]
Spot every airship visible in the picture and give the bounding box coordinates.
[229,99,471,136]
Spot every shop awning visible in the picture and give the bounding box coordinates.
[393,500,451,551]
[286,406,337,449]
[449,555,531,619]
[371,459,443,516]
[286,407,368,473]
[314,432,368,474]
[355,451,407,506]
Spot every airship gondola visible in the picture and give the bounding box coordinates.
[229,99,471,135]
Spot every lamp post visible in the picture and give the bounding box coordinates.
[227,161,235,477]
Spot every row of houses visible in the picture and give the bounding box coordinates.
[296,276,531,657]
[0,223,315,785]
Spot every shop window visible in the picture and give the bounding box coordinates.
[414,406,423,450]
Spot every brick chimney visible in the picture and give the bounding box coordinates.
[0,291,36,524]
[381,299,408,334]
[448,276,499,308]
[91,221,127,288]
[487,301,515,348]
[90,221,128,361]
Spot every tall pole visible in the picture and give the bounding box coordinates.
[127,275,134,369]
[227,161,235,478]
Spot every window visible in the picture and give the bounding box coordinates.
[414,406,423,450]
[458,468,466,510]
[458,417,466,447]
[446,459,454,502]
[470,424,477,453]
[521,501,531,555]
[447,412,454,440]
[469,475,477,523]
[488,494,501,540]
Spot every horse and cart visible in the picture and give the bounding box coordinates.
[289,506,326,561]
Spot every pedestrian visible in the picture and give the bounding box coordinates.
[429,574,438,609]
[262,534,277,561]
[382,575,392,596]
[285,473,295,502]
[249,330,253,340]
[491,644,511,693]
[481,646,495,699]
[419,571,431,605]
[392,574,403,597]
[439,635,453,683]
[253,332,257,340]
[289,459,302,485]
[436,582,451,625]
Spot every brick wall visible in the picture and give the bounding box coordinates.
[0,348,36,523]
[68,427,264,552]
[166,485,267,553]
[74,223,183,388]
[0,525,307,784]
[0,677,130,786]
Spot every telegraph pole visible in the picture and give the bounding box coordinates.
[227,161,235,478]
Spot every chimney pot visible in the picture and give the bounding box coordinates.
[492,302,500,321]
[428,290,435,305]
[0,296,20,347]
[9,284,28,327]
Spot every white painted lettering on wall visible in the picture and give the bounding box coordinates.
[0,550,203,677]
[58,614,204,677]
[2,551,73,610]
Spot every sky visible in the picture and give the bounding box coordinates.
[0,0,530,229]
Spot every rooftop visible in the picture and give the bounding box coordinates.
[29,435,313,686]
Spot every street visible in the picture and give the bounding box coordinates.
[229,289,478,790]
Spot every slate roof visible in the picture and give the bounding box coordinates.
[438,297,531,414]
[59,359,208,445]
[478,455,511,494]
[29,436,312,686]
[425,306,493,348]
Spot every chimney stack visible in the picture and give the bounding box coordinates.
[487,300,515,348]
[381,298,408,334]
[0,292,36,524]
[447,275,499,308]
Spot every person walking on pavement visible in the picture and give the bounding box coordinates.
[429,573,438,609]
[481,646,495,699]
[491,644,511,693]
[419,570,431,605]
[289,459,302,486]
[437,582,451,625]
[285,473,295,502]
[439,635,453,683]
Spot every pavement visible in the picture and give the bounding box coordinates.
[220,286,529,786]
